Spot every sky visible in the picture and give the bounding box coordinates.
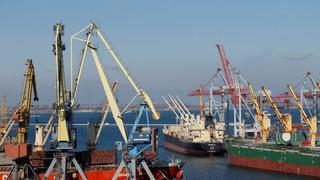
[0,1,319,106]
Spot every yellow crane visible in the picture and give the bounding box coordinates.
[72,22,160,121]
[44,23,87,180]
[70,22,161,143]
[0,59,38,147]
[262,86,292,133]
[15,59,39,144]
[71,22,162,180]
[288,84,317,147]
[248,82,269,142]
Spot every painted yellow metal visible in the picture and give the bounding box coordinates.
[95,27,160,120]
[90,47,128,143]
[288,84,317,147]
[0,60,38,146]
[95,81,119,145]
[16,59,38,144]
[262,86,292,133]
[55,23,70,143]
[1,96,6,130]
[71,23,94,107]
[248,82,268,142]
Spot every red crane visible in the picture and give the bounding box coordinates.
[216,44,239,105]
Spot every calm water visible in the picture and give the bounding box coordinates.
[17,110,318,180]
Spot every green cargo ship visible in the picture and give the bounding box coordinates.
[225,137,320,178]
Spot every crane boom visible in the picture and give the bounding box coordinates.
[288,85,311,126]
[262,86,291,132]
[216,44,238,105]
[248,83,262,121]
[95,81,119,145]
[95,26,160,120]
[90,47,128,142]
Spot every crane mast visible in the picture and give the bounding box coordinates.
[288,84,317,147]
[262,86,292,133]
[248,82,269,142]
[71,24,95,107]
[54,23,70,146]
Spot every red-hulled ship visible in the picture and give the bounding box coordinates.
[0,141,184,180]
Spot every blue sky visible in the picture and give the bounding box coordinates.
[0,1,319,105]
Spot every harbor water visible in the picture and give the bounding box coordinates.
[21,110,318,180]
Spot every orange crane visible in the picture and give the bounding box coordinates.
[248,83,269,142]
[288,84,317,147]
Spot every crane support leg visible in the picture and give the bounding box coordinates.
[284,115,292,133]
[262,115,269,142]
[310,116,317,147]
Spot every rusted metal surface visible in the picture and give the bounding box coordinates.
[30,151,53,167]
[82,149,117,165]
[4,143,32,159]
[152,128,157,153]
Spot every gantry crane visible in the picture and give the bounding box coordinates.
[248,83,269,142]
[0,59,38,147]
[288,84,317,147]
[43,23,87,180]
[71,22,160,142]
[73,22,160,120]
[262,86,292,133]
[90,47,157,179]
[71,22,160,179]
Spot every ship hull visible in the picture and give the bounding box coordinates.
[0,149,184,180]
[164,134,225,155]
[0,165,183,180]
[226,138,320,178]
